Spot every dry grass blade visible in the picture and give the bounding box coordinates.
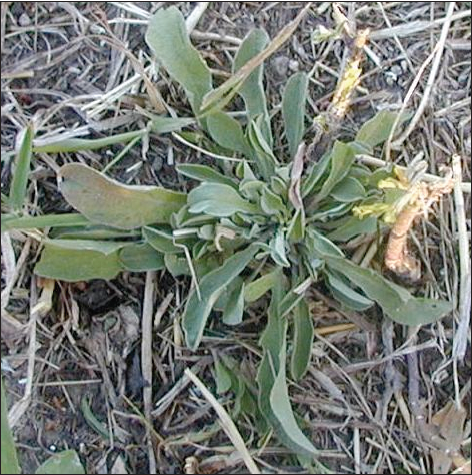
[142,271,157,474]
[391,2,457,149]
[184,368,261,475]
[451,155,471,361]
[199,3,311,115]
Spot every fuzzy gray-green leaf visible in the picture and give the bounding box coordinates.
[188,182,259,216]
[207,111,250,155]
[59,163,186,229]
[177,163,237,188]
[34,240,125,281]
[233,29,272,146]
[282,72,308,158]
[222,281,245,325]
[145,7,212,113]
[119,243,165,271]
[290,299,313,381]
[355,110,410,151]
[9,124,33,212]
[183,245,259,350]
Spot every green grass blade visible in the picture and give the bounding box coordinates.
[1,213,90,232]
[33,129,147,153]
[9,125,33,212]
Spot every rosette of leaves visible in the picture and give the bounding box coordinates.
[1,6,452,460]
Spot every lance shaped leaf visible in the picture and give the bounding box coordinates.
[324,255,452,325]
[283,72,308,158]
[355,109,410,151]
[183,245,259,350]
[146,6,212,113]
[290,299,314,381]
[233,29,272,146]
[59,164,186,229]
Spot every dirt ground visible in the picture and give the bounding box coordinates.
[1,2,471,474]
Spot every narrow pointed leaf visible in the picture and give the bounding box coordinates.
[330,176,366,202]
[9,124,33,212]
[59,163,186,229]
[233,29,272,146]
[177,164,237,188]
[290,299,313,381]
[222,281,245,325]
[244,268,281,302]
[315,141,355,202]
[183,245,259,350]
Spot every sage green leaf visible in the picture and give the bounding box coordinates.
[260,185,286,217]
[34,240,125,281]
[355,110,410,151]
[246,118,277,181]
[1,379,20,475]
[9,124,33,212]
[327,215,377,242]
[50,224,140,241]
[309,201,351,222]
[214,358,232,394]
[324,256,452,325]
[148,116,195,134]
[270,349,317,457]
[177,163,236,188]
[269,228,290,267]
[183,245,259,350]
[282,72,308,158]
[245,268,281,302]
[279,289,304,318]
[306,228,344,258]
[188,182,259,216]
[33,129,147,154]
[315,141,355,203]
[233,29,272,146]
[222,281,245,325]
[119,243,165,271]
[164,253,191,276]
[145,7,212,113]
[290,299,314,381]
[330,176,366,202]
[207,112,250,155]
[287,208,305,242]
[59,163,186,229]
[200,5,310,116]
[35,451,85,475]
[1,212,90,233]
[143,226,182,253]
[325,270,374,311]
[301,150,331,198]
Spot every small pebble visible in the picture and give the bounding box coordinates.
[18,13,31,26]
